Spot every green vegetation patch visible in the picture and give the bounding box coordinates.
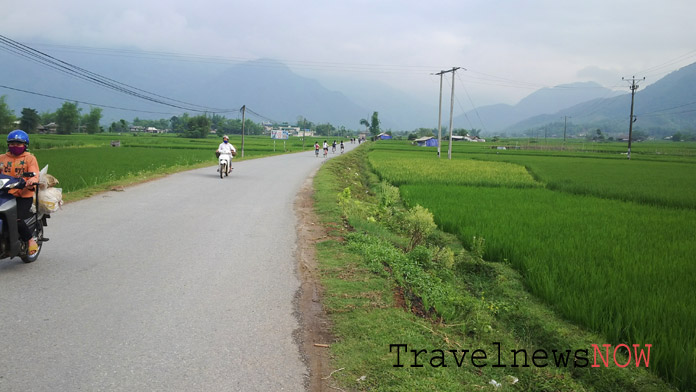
[468,153,696,209]
[368,151,539,188]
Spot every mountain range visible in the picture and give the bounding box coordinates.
[502,62,696,137]
[1,47,694,135]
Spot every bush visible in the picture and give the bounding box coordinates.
[403,204,436,251]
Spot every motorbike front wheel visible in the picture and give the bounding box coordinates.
[21,223,43,263]
[220,163,226,179]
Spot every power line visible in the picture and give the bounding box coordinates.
[0,84,188,116]
[0,35,236,113]
[636,100,696,117]
[24,42,438,75]
[456,72,488,134]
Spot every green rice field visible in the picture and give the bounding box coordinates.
[367,139,696,390]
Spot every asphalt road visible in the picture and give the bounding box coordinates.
[0,143,355,391]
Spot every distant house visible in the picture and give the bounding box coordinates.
[377,132,392,140]
[414,136,438,147]
[38,122,58,134]
[145,126,167,134]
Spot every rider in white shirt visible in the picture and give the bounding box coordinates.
[217,135,237,155]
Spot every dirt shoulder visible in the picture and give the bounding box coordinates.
[294,172,335,392]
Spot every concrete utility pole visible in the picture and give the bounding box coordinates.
[240,105,246,158]
[622,76,644,160]
[434,67,461,160]
[563,115,571,144]
[436,72,443,158]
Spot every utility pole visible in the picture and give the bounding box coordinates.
[563,115,571,144]
[435,71,443,157]
[434,67,461,160]
[240,105,246,158]
[622,76,644,160]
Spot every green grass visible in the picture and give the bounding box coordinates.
[466,153,696,209]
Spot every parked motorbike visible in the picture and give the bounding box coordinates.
[0,172,49,263]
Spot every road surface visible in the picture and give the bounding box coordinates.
[0,144,353,391]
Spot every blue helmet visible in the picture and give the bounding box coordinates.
[7,130,29,145]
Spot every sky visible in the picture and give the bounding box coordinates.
[2,0,696,107]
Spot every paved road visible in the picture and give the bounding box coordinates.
[0,143,354,391]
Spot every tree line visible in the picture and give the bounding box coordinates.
[3,97,499,140]
[0,97,103,135]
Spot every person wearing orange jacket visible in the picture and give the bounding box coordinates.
[0,130,39,255]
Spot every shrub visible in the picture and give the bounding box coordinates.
[403,204,436,251]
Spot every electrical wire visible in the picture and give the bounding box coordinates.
[0,84,185,116]
[0,35,236,113]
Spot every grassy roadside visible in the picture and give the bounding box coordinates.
[58,159,215,202]
[312,145,676,391]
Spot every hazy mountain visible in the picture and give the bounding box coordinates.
[504,62,696,136]
[0,48,430,129]
[454,82,622,133]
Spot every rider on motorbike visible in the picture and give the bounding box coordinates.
[0,130,39,255]
[217,135,237,156]
[216,135,236,173]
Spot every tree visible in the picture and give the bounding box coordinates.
[182,114,211,138]
[84,107,103,134]
[40,110,56,124]
[415,127,434,137]
[359,118,369,133]
[170,115,185,133]
[368,112,380,136]
[0,95,15,134]
[55,101,80,135]
[19,108,41,133]
[453,128,469,137]
[108,119,129,133]
[315,123,336,137]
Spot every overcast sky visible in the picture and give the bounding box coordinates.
[2,0,695,107]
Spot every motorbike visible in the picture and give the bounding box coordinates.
[217,152,233,179]
[0,172,49,263]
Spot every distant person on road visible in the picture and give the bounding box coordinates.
[216,135,237,170]
[323,140,329,158]
[0,130,39,255]
[332,140,337,153]
[340,140,344,153]
[314,142,320,157]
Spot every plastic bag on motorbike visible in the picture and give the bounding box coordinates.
[38,187,63,214]
[37,165,59,190]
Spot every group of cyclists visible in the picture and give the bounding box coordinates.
[314,140,344,157]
